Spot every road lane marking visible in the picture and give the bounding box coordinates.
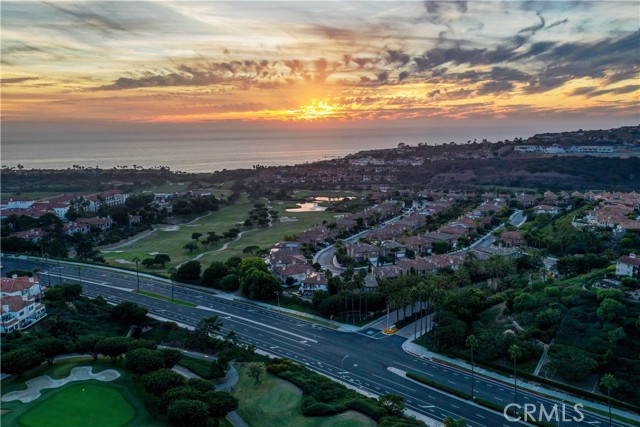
[372,374,416,392]
[197,305,318,343]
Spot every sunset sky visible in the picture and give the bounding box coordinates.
[2,1,639,130]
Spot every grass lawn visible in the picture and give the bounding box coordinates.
[232,366,375,427]
[18,383,135,427]
[1,191,82,201]
[102,194,338,269]
[198,200,336,265]
[135,290,197,307]
[178,355,214,380]
[1,358,167,427]
[101,196,256,269]
[291,189,364,199]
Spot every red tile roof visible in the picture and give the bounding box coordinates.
[1,276,39,293]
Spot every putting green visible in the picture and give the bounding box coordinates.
[18,383,135,427]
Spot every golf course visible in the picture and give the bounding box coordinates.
[232,366,376,427]
[1,359,165,427]
[100,195,338,272]
[18,383,135,427]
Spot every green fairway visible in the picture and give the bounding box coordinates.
[101,196,256,269]
[18,383,135,427]
[197,200,336,265]
[2,359,167,427]
[102,195,337,269]
[232,367,375,427]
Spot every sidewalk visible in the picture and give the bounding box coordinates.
[401,340,639,421]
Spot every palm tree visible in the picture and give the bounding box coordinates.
[431,286,446,349]
[599,373,618,427]
[508,344,523,415]
[466,334,478,400]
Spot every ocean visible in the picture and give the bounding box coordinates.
[0,121,584,173]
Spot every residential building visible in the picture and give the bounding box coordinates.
[616,254,640,277]
[10,228,46,243]
[533,205,560,215]
[500,230,525,248]
[0,276,46,334]
[299,272,329,296]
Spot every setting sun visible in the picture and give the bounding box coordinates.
[287,99,341,121]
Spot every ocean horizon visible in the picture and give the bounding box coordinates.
[1,121,619,173]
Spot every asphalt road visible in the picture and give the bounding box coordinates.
[3,256,636,427]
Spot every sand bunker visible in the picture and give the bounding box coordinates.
[158,226,180,231]
[2,366,120,404]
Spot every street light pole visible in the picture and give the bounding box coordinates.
[168,267,176,302]
[57,259,62,285]
[133,258,140,293]
[274,291,280,307]
[77,266,82,286]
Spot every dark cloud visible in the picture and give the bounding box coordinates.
[284,60,304,74]
[97,60,279,90]
[572,84,640,98]
[476,81,514,96]
[376,72,389,83]
[97,57,343,90]
[423,1,467,24]
[518,12,545,35]
[547,18,569,30]
[312,25,358,41]
[352,57,380,68]
[413,28,637,96]
[571,86,596,96]
[386,49,410,66]
[455,1,468,13]
[1,76,39,84]
[412,33,530,71]
[44,2,129,34]
[427,89,441,97]
[424,1,441,15]
[398,71,410,81]
[1,42,47,65]
[525,30,640,93]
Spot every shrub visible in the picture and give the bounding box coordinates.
[167,399,209,427]
[143,368,185,396]
[125,348,165,374]
[344,399,387,421]
[161,386,205,410]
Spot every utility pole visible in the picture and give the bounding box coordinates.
[274,291,280,307]
[168,267,176,302]
[57,259,62,285]
[133,257,140,293]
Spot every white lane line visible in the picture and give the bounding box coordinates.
[197,305,318,343]
[372,373,416,392]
